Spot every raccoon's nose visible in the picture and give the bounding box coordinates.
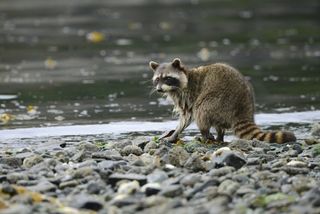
[156,85,164,92]
[157,88,164,92]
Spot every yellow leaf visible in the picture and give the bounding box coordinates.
[86,31,105,43]
[1,113,13,124]
[44,57,58,69]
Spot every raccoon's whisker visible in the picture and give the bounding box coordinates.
[149,88,157,96]
[141,79,153,84]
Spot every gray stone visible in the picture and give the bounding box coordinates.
[212,147,247,170]
[147,169,168,183]
[247,157,261,165]
[108,173,147,186]
[113,140,133,149]
[7,172,28,184]
[282,166,309,175]
[291,176,317,193]
[28,180,56,193]
[1,204,32,214]
[141,195,168,208]
[301,187,320,207]
[311,123,320,137]
[186,179,219,199]
[110,196,140,208]
[229,139,252,152]
[70,194,104,211]
[71,150,89,162]
[0,157,23,168]
[59,180,79,189]
[218,179,240,196]
[184,152,208,172]
[141,183,161,196]
[117,180,140,195]
[236,185,255,196]
[160,185,183,197]
[168,146,189,167]
[72,167,95,179]
[53,151,69,163]
[120,145,143,156]
[286,160,307,168]
[305,138,320,145]
[180,173,201,187]
[92,150,122,160]
[209,166,235,177]
[78,142,99,152]
[1,184,18,196]
[98,160,126,170]
[144,141,158,153]
[87,180,105,194]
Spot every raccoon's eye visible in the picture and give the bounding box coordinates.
[163,76,179,86]
[153,77,160,85]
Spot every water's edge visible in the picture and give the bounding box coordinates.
[0,110,319,140]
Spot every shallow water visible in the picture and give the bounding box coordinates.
[0,111,318,143]
[0,0,319,130]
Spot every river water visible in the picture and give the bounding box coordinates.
[0,0,319,135]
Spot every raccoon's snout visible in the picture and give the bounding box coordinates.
[157,88,164,93]
[156,85,164,93]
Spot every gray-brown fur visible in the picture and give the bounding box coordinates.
[149,58,296,144]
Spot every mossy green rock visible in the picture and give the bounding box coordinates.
[252,193,295,207]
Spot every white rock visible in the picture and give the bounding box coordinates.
[287,160,307,168]
[117,180,140,195]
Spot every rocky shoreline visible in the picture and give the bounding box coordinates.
[1,127,320,214]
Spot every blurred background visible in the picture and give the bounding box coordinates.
[0,0,319,129]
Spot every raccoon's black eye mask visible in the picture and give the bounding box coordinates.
[163,76,180,87]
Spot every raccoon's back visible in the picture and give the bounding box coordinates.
[192,63,254,119]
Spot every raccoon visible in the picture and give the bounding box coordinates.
[149,58,296,144]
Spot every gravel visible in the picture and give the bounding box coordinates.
[0,129,320,214]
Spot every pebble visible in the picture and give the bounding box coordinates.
[120,145,143,156]
[92,150,122,160]
[1,129,320,213]
[160,185,183,198]
[211,147,247,169]
[147,169,168,183]
[184,152,208,172]
[28,181,56,193]
[108,173,147,186]
[168,146,189,167]
[6,172,28,184]
[0,157,23,168]
[144,141,158,153]
[117,180,140,195]
[180,173,201,187]
[141,183,161,196]
[209,166,235,177]
[286,160,307,168]
[218,179,240,196]
[311,123,320,137]
[70,194,104,211]
[114,140,132,149]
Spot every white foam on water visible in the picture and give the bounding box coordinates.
[0,110,319,140]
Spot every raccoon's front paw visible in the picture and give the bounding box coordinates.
[160,136,178,147]
[159,130,175,140]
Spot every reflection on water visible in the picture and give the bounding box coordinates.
[0,0,319,129]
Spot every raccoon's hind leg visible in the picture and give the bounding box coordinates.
[195,117,215,142]
[216,127,225,142]
[200,129,215,142]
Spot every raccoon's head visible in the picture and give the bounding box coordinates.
[149,58,188,93]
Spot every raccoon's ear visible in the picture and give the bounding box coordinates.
[172,58,182,70]
[149,61,159,71]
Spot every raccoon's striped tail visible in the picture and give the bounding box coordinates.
[233,120,296,144]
